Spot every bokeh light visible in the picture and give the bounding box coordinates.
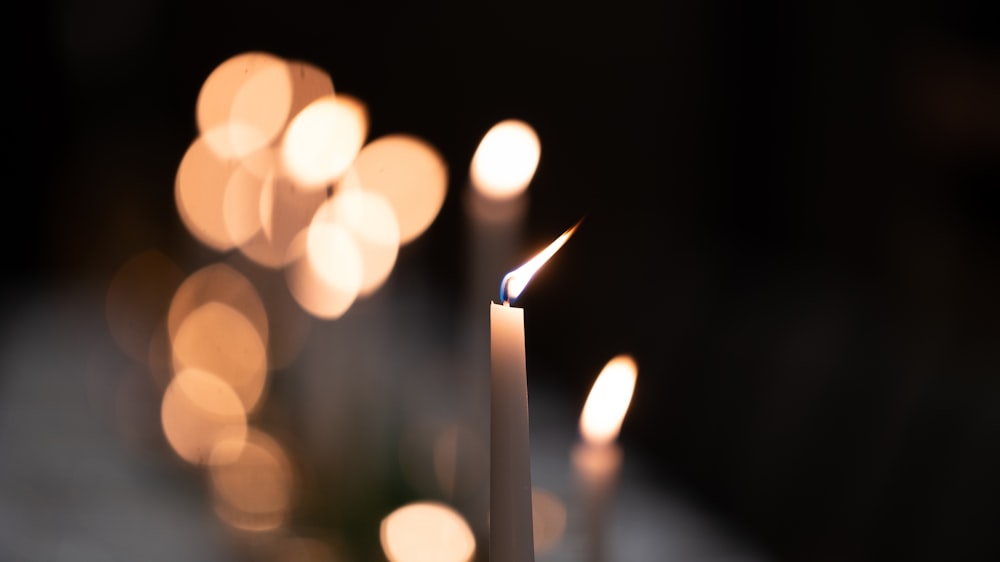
[279,94,369,190]
[209,429,294,533]
[227,59,293,158]
[285,227,363,320]
[196,51,291,160]
[306,201,366,293]
[349,134,448,244]
[380,502,476,562]
[239,170,327,269]
[167,262,270,349]
[285,59,336,121]
[171,301,269,412]
[221,150,274,247]
[469,119,540,200]
[322,187,400,296]
[580,354,638,445]
[161,368,248,466]
[105,249,184,365]
[174,135,239,251]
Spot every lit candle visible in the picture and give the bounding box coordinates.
[464,119,539,361]
[571,354,638,562]
[491,222,578,562]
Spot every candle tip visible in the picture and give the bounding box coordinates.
[498,219,582,304]
[499,271,514,305]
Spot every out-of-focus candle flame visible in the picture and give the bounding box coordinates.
[209,429,293,532]
[349,134,448,245]
[171,301,269,412]
[168,263,269,349]
[196,51,291,160]
[279,93,368,190]
[470,119,540,200]
[580,354,638,446]
[160,368,248,466]
[500,220,580,304]
[380,502,476,562]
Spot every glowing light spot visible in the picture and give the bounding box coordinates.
[350,134,447,244]
[222,150,274,247]
[285,59,336,121]
[380,502,476,562]
[580,354,638,445]
[196,51,291,159]
[210,429,293,532]
[171,302,269,412]
[174,135,238,251]
[239,172,327,269]
[306,211,365,294]
[322,186,400,295]
[167,263,269,349]
[280,94,368,190]
[228,60,294,157]
[105,249,184,365]
[161,368,247,466]
[531,488,567,555]
[285,228,363,320]
[470,119,540,200]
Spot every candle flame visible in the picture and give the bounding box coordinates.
[580,355,637,445]
[500,220,580,304]
[380,502,476,562]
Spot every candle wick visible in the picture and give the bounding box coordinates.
[499,271,514,305]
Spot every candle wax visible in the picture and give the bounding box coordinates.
[490,301,535,562]
[572,441,623,562]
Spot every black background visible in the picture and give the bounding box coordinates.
[8,1,1000,561]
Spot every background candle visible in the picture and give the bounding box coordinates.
[571,354,638,562]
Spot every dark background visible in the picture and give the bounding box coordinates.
[8,1,1000,561]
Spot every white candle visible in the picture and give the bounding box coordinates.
[464,119,539,366]
[571,354,638,562]
[463,122,539,544]
[489,301,533,562]
[491,223,579,562]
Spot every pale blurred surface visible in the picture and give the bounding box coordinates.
[0,280,766,562]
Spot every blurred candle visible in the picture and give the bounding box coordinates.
[571,355,638,562]
[491,223,578,562]
[469,119,540,203]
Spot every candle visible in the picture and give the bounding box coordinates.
[491,222,578,562]
[571,354,638,562]
[463,119,539,370]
